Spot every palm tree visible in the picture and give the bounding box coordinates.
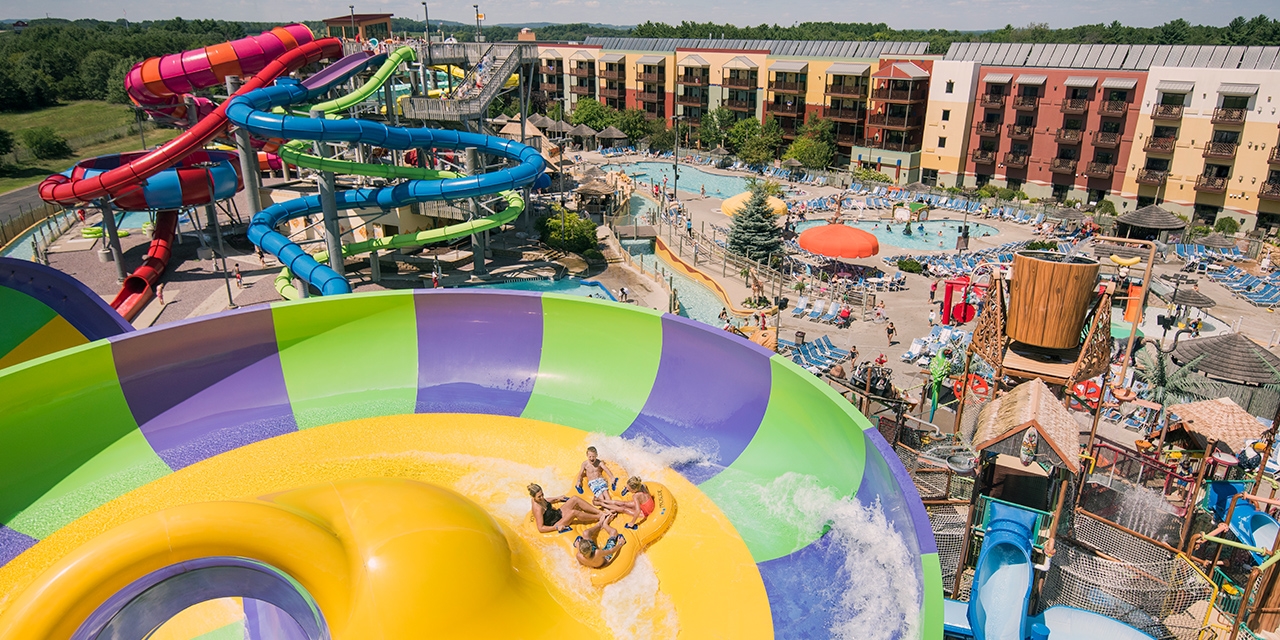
[1132,344,1231,424]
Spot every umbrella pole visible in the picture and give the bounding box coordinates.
[1253,404,1280,496]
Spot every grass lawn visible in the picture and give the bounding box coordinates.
[0,101,140,142]
[0,128,182,194]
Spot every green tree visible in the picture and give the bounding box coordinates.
[613,109,650,146]
[20,127,72,160]
[0,129,14,157]
[570,97,616,131]
[536,204,599,254]
[105,59,135,104]
[546,101,565,122]
[77,50,122,101]
[697,107,734,150]
[1214,217,1241,234]
[726,117,761,153]
[727,189,783,261]
[782,136,833,169]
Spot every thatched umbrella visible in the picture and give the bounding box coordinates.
[1172,332,1280,386]
[568,123,598,138]
[581,166,607,180]
[1115,204,1186,240]
[546,120,573,136]
[1170,288,1216,309]
[782,158,804,168]
[1199,232,1236,249]
[489,114,510,126]
[597,126,628,141]
[710,145,730,156]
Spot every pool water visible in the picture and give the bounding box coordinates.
[466,277,615,300]
[622,239,730,327]
[794,219,999,252]
[604,162,750,200]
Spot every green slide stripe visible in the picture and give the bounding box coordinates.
[921,553,944,640]
[699,355,868,562]
[0,341,166,538]
[0,287,56,360]
[522,295,663,434]
[273,292,418,428]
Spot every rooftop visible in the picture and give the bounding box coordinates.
[944,42,1280,70]
[583,38,929,58]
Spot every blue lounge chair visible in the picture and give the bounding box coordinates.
[790,296,810,317]
[807,300,827,321]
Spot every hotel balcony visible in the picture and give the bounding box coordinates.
[1049,158,1078,174]
[1093,131,1121,148]
[766,102,805,116]
[826,84,868,99]
[539,65,563,75]
[723,76,755,89]
[1202,141,1238,160]
[826,107,863,122]
[872,87,927,102]
[1004,152,1029,169]
[1060,98,1089,114]
[975,122,1002,137]
[1212,108,1247,125]
[676,94,707,107]
[570,85,594,95]
[972,149,997,164]
[1269,146,1280,165]
[598,87,624,99]
[724,99,755,112]
[1151,104,1184,120]
[1055,128,1083,144]
[869,139,922,152]
[598,69,624,81]
[1194,175,1229,193]
[868,113,924,129]
[1007,124,1035,140]
[568,67,594,77]
[834,133,864,146]
[1144,136,1176,153]
[637,72,665,83]
[1259,181,1280,201]
[1097,100,1127,117]
[1135,169,1168,186]
[1084,162,1114,180]
[978,93,1006,109]
[675,75,708,86]
[1012,96,1039,111]
[638,90,663,103]
[768,81,806,94]
[538,82,562,93]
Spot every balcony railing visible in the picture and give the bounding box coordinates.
[676,94,707,106]
[1144,136,1176,153]
[724,99,755,111]
[598,87,624,99]
[1135,169,1169,186]
[766,102,805,116]
[768,81,806,94]
[1007,124,1035,140]
[675,75,708,86]
[975,122,1002,136]
[1259,181,1280,201]
[1061,98,1089,114]
[538,81,562,93]
[826,84,868,99]
[826,107,863,121]
[570,85,594,95]
[1050,158,1078,174]
[873,87,927,102]
[539,65,563,75]
[568,67,594,77]
[1152,104,1184,120]
[1013,96,1039,111]
[598,69,624,81]
[637,72,665,83]
[869,139,922,152]
[1085,162,1114,179]
[868,113,924,129]
[1055,128,1083,144]
[1004,152,1029,169]
[1194,175,1229,193]
[1093,131,1121,148]
[642,109,665,120]
[1202,141,1239,159]
[977,93,1006,109]
[637,90,663,102]
[972,149,997,164]
[834,133,864,146]
[1097,100,1127,117]
[723,76,755,89]
[1269,146,1280,165]
[1212,108,1247,125]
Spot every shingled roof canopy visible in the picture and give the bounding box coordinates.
[970,378,1081,473]
[1168,397,1264,452]
[1116,205,1186,231]
[1172,332,1280,386]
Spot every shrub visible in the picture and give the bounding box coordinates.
[1025,240,1058,251]
[20,127,72,160]
[582,248,604,262]
[898,258,924,274]
[0,128,12,157]
[1214,217,1240,234]
[1094,199,1117,216]
[535,205,598,254]
[852,167,893,184]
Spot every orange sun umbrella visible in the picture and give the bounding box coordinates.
[798,224,879,259]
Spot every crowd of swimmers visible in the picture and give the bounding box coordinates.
[527,446,656,569]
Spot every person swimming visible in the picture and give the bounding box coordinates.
[575,512,627,569]
[528,483,601,533]
[601,476,655,530]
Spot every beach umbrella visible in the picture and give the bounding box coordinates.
[568,123,598,137]
[1199,232,1236,249]
[798,224,879,260]
[547,120,573,134]
[1170,288,1216,309]
[597,126,628,140]
[721,191,787,216]
[1172,332,1280,386]
[710,145,730,156]
[782,158,804,168]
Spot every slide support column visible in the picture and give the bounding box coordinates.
[97,199,126,282]
[311,108,345,278]
[226,76,263,216]
[466,147,487,278]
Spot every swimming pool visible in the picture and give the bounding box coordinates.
[794,219,999,252]
[621,239,728,327]
[465,277,616,300]
[603,161,751,200]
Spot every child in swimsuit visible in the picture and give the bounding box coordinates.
[602,476,655,530]
[574,512,626,569]
[574,446,617,506]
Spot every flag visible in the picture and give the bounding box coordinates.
[477,13,485,20]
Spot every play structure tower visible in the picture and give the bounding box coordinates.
[1006,251,1101,351]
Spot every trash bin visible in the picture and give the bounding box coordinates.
[795,330,806,345]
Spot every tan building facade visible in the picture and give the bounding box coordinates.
[921,60,981,188]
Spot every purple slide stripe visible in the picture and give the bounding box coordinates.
[413,290,543,416]
[245,598,310,640]
[857,427,937,554]
[620,315,772,484]
[0,526,37,565]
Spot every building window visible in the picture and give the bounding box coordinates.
[941,109,950,121]
[975,173,992,187]
[946,81,954,93]
[938,137,947,148]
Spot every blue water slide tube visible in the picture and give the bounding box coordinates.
[969,501,1039,640]
[224,58,545,296]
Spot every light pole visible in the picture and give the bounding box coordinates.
[473,5,482,41]
[671,114,683,212]
[349,5,355,40]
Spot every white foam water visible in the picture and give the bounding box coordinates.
[601,555,678,640]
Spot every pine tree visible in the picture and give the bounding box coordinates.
[727,189,782,261]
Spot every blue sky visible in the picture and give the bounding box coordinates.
[18,0,1276,31]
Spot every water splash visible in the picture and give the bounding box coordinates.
[601,555,678,640]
